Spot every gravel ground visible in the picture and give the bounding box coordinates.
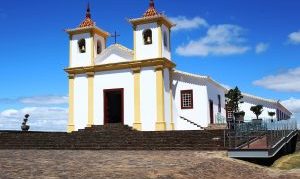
[0,150,299,179]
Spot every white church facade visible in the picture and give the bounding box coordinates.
[65,1,292,132]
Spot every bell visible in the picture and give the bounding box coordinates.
[81,45,85,51]
[147,36,151,43]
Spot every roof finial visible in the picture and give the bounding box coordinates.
[150,0,155,8]
[86,2,91,18]
[79,2,95,28]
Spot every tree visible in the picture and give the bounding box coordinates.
[268,111,276,122]
[225,87,244,113]
[268,111,275,118]
[250,105,264,120]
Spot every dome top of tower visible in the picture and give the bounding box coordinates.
[143,0,159,17]
[79,3,95,28]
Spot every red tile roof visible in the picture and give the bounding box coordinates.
[143,0,159,17]
[79,4,95,28]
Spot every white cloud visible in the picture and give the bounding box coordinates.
[170,16,208,31]
[0,107,68,131]
[281,98,300,113]
[255,43,269,54]
[20,95,68,105]
[0,95,68,106]
[253,67,300,92]
[1,109,18,118]
[176,24,250,57]
[288,31,300,44]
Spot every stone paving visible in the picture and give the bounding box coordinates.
[0,150,299,179]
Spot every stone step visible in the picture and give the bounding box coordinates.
[0,126,228,150]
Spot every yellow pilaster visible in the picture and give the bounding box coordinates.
[67,74,75,133]
[155,65,166,131]
[133,67,142,130]
[169,69,175,130]
[158,24,163,58]
[87,72,94,128]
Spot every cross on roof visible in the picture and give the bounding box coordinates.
[111,31,120,44]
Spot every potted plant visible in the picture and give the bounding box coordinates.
[250,105,263,123]
[21,114,30,131]
[234,111,245,123]
[268,111,276,122]
[225,87,245,125]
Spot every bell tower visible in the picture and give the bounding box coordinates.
[129,0,175,61]
[66,4,110,68]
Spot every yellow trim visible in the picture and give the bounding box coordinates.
[90,34,95,65]
[87,72,94,127]
[158,24,163,58]
[169,69,175,130]
[66,26,110,38]
[155,65,166,131]
[65,58,176,75]
[133,67,142,130]
[67,74,75,133]
[129,16,175,29]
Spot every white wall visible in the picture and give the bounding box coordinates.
[172,73,209,129]
[95,46,132,65]
[71,33,92,67]
[73,74,88,130]
[163,68,172,130]
[135,23,159,60]
[140,67,157,131]
[161,24,171,60]
[240,96,279,122]
[206,82,226,124]
[93,69,134,126]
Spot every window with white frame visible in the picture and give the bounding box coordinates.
[181,90,193,109]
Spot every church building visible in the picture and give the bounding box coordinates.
[65,1,292,132]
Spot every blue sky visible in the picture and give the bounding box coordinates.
[0,0,299,131]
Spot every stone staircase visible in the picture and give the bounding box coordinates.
[0,124,228,150]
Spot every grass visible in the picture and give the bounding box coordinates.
[272,152,300,170]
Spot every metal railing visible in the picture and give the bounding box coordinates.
[215,113,226,124]
[228,119,297,149]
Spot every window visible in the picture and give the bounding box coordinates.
[181,90,193,109]
[163,31,168,48]
[218,95,221,113]
[143,29,152,45]
[226,105,233,120]
[97,40,102,54]
[78,39,86,53]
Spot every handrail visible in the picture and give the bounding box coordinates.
[180,116,204,129]
[227,119,298,149]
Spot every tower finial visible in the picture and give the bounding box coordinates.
[79,2,95,28]
[150,0,155,8]
[86,2,91,18]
